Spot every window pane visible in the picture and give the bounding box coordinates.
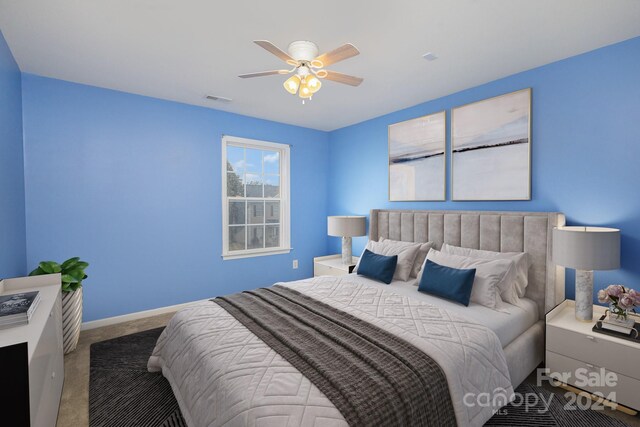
[247,225,264,249]
[229,226,246,251]
[227,146,244,173]
[247,201,264,224]
[264,175,280,198]
[263,151,280,175]
[227,172,244,197]
[245,148,262,174]
[223,138,288,257]
[229,201,246,225]
[265,225,280,248]
[245,174,263,197]
[265,201,280,224]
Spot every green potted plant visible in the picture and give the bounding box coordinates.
[29,257,89,354]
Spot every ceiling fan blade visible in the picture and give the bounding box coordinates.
[321,70,363,86]
[238,70,291,78]
[253,40,298,66]
[314,43,360,67]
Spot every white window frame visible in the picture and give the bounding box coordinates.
[221,135,291,260]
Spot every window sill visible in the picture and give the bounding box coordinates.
[222,248,292,260]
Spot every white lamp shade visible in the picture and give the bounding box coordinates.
[327,216,366,237]
[553,226,620,271]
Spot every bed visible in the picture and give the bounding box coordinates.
[148,209,566,427]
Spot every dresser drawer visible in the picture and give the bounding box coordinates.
[546,324,638,380]
[30,296,64,427]
[546,350,640,410]
[36,351,64,427]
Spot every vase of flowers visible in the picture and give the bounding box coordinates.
[597,284,639,325]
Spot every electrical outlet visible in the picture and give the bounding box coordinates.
[292,259,299,269]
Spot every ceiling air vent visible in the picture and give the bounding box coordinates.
[422,52,438,61]
[205,95,232,102]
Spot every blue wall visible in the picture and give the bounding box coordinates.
[22,75,330,321]
[17,36,640,320]
[0,30,26,279]
[328,36,640,302]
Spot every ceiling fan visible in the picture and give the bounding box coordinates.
[239,40,363,102]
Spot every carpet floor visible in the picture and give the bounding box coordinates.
[89,327,631,427]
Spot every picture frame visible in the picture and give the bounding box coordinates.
[388,110,446,201]
[451,88,531,201]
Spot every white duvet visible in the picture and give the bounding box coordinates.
[148,275,514,427]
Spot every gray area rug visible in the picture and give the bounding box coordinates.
[89,327,186,427]
[89,327,629,427]
[485,382,629,426]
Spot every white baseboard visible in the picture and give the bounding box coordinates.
[81,298,210,331]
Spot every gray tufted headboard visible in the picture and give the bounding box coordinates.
[369,209,566,320]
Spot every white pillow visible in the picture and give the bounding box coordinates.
[379,237,433,278]
[419,250,516,310]
[355,239,420,282]
[441,243,531,300]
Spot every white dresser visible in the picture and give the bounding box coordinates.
[546,299,640,412]
[0,274,64,426]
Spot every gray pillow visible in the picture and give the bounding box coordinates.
[441,243,530,303]
[422,250,516,310]
[379,237,433,278]
[356,239,420,281]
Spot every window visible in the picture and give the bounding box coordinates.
[222,135,290,259]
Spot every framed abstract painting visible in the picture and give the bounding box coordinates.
[388,111,446,201]
[451,88,531,201]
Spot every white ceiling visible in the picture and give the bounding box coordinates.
[1,0,639,131]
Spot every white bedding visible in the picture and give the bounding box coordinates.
[149,275,514,427]
[377,276,538,347]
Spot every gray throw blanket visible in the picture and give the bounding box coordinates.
[214,285,456,427]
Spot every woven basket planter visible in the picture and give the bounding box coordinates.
[61,287,83,354]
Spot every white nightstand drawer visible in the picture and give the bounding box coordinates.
[547,324,638,380]
[546,350,640,410]
[314,263,345,277]
[313,255,358,278]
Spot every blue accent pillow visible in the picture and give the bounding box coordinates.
[418,260,476,306]
[357,249,398,284]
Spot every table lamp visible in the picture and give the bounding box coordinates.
[328,216,366,265]
[553,226,620,321]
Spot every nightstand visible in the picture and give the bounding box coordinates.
[313,255,359,277]
[546,300,640,413]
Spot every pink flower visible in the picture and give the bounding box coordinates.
[618,294,635,310]
[597,289,610,304]
[606,284,625,298]
[628,289,640,306]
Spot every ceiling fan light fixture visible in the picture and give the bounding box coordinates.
[242,39,363,102]
[298,65,310,77]
[298,81,312,99]
[306,75,322,93]
[283,75,301,95]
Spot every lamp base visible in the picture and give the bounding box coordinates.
[575,270,594,321]
[341,237,352,265]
